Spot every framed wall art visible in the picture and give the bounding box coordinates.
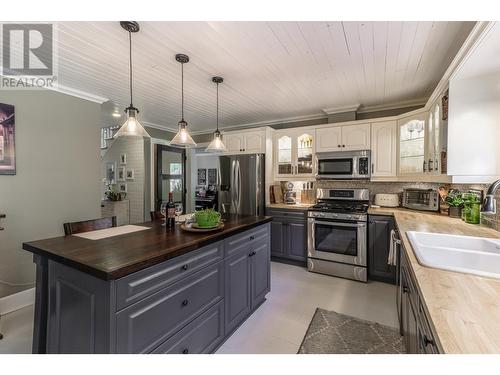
[117,166,126,181]
[0,103,16,175]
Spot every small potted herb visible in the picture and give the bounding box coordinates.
[444,189,464,218]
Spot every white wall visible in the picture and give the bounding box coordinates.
[0,90,101,298]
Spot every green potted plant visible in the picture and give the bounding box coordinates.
[194,208,221,228]
[105,184,121,201]
[444,189,464,218]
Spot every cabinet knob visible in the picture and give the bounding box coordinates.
[342,145,346,147]
[249,235,255,240]
[337,144,341,148]
[249,251,256,257]
[182,348,189,354]
[181,264,189,271]
[182,299,189,306]
[402,286,409,294]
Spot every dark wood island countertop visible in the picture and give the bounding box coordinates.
[23,214,272,280]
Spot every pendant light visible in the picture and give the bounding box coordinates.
[114,21,150,139]
[170,54,196,147]
[206,77,227,153]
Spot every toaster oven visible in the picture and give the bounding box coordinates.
[402,189,440,212]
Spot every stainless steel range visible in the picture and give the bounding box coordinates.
[307,188,369,282]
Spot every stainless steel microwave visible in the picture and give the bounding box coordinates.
[315,150,371,180]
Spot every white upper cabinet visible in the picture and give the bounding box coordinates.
[244,132,265,153]
[222,129,265,154]
[274,128,315,179]
[315,126,342,152]
[224,133,244,153]
[315,123,370,152]
[371,121,397,178]
[341,123,371,151]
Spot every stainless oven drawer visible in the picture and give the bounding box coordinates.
[307,258,367,282]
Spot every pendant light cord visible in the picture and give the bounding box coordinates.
[128,31,133,108]
[181,62,184,121]
[216,82,219,131]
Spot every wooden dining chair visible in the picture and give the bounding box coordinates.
[63,216,117,235]
[150,211,164,221]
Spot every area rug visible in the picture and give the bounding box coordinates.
[298,308,405,354]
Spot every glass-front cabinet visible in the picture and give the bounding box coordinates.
[275,128,315,179]
[398,114,426,175]
[398,106,446,177]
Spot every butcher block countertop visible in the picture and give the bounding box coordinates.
[23,214,272,281]
[369,206,500,353]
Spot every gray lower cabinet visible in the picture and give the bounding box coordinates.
[151,301,225,354]
[225,238,271,334]
[399,248,440,354]
[266,208,307,263]
[368,215,396,284]
[116,262,224,353]
[43,222,271,354]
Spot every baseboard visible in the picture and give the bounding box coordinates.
[0,287,35,315]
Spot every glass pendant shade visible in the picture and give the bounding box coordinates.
[170,119,197,147]
[114,22,150,139]
[206,130,226,152]
[114,107,150,138]
[205,76,226,152]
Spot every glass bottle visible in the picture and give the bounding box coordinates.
[166,192,176,229]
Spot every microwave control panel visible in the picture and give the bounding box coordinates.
[358,157,369,175]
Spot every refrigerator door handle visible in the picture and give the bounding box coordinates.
[230,159,237,213]
[236,159,242,214]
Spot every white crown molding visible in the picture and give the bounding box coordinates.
[49,83,108,104]
[322,104,360,115]
[142,121,178,134]
[0,73,108,104]
[425,21,494,109]
[357,98,427,114]
[210,112,327,135]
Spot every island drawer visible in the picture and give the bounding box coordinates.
[151,300,224,354]
[266,208,307,220]
[115,261,224,353]
[224,223,270,258]
[115,240,223,310]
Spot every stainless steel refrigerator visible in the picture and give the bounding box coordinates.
[218,154,265,216]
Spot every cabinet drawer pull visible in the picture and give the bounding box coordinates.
[181,299,189,307]
[249,235,255,240]
[181,264,189,271]
[402,286,409,294]
[182,348,189,354]
[423,160,427,172]
[428,159,434,171]
[248,251,256,257]
[423,335,434,347]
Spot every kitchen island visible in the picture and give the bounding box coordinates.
[23,215,272,354]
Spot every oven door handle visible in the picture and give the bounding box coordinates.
[313,220,366,228]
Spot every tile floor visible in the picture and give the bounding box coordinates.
[0,262,398,354]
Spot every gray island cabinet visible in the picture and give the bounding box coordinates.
[23,215,271,354]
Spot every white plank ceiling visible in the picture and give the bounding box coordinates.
[54,21,474,133]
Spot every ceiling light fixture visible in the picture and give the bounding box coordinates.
[206,76,227,153]
[114,21,150,139]
[170,54,196,148]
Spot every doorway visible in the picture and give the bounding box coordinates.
[155,144,186,213]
